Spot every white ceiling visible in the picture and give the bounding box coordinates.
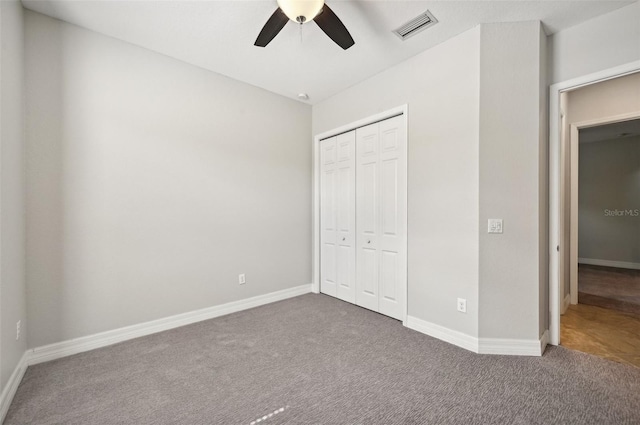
[580,118,640,143]
[22,0,634,104]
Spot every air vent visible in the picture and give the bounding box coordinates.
[393,10,438,40]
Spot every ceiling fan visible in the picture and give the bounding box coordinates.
[254,0,355,50]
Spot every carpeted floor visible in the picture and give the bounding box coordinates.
[6,294,640,424]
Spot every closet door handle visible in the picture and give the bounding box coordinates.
[367,240,371,244]
[342,237,346,241]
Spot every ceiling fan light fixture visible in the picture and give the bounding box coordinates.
[255,0,353,49]
[277,0,324,24]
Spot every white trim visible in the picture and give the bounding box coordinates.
[562,293,571,314]
[570,124,579,305]
[28,284,312,366]
[478,333,547,357]
[405,316,548,356]
[312,127,321,294]
[312,105,409,323]
[548,60,640,346]
[0,351,29,424]
[405,316,479,353]
[314,106,407,141]
[569,112,640,131]
[578,258,640,270]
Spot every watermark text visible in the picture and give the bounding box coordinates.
[604,209,640,217]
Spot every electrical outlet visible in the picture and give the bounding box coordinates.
[457,298,467,313]
[16,320,21,341]
[239,274,246,285]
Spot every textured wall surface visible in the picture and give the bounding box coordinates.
[25,11,312,348]
[0,0,27,391]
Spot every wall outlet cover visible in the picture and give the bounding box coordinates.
[457,298,467,313]
[488,219,503,234]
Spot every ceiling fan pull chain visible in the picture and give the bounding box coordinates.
[299,23,303,44]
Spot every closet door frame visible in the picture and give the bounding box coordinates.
[312,105,408,324]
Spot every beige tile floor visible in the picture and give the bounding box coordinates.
[561,303,640,368]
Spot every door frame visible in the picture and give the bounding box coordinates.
[548,61,640,345]
[312,105,409,324]
[568,111,640,306]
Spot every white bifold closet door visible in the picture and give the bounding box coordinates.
[320,115,406,321]
[320,131,356,303]
[355,116,406,320]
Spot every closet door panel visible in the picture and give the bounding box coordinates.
[323,114,406,321]
[322,244,336,294]
[360,162,378,236]
[335,132,356,303]
[320,137,337,297]
[380,250,398,302]
[356,123,380,312]
[378,116,406,320]
[379,155,401,311]
[361,247,378,296]
[381,158,399,237]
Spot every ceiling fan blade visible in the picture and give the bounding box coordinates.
[314,4,354,50]
[254,8,289,47]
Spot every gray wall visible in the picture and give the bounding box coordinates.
[548,1,640,84]
[0,0,28,391]
[13,0,639,359]
[314,21,547,342]
[539,25,549,334]
[313,27,481,337]
[579,136,640,264]
[25,11,312,348]
[478,22,546,340]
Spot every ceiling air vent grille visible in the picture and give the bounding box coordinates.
[393,10,438,40]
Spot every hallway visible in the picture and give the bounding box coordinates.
[578,265,640,316]
[562,304,640,368]
[561,265,640,368]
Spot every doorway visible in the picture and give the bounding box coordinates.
[549,63,640,347]
[561,117,640,368]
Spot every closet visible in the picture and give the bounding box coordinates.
[320,115,407,321]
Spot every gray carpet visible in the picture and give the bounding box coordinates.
[5,294,640,424]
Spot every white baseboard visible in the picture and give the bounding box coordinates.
[561,293,571,314]
[405,316,479,353]
[405,316,547,356]
[0,351,29,424]
[578,258,640,270]
[479,329,549,356]
[29,284,312,366]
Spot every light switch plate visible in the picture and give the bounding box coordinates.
[488,219,503,234]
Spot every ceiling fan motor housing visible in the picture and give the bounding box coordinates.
[277,0,325,24]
